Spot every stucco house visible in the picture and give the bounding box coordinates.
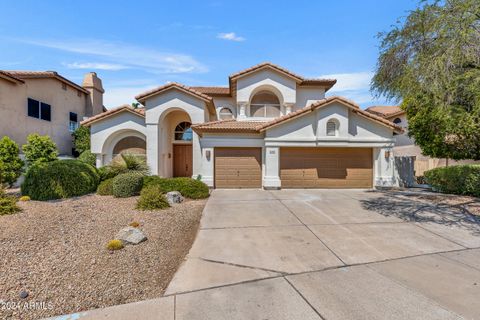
[82,63,403,189]
[365,105,478,176]
[0,70,105,155]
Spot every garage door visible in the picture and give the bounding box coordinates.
[215,148,262,188]
[280,147,373,188]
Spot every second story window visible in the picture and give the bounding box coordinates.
[27,98,51,121]
[250,91,281,118]
[219,107,234,120]
[326,120,337,136]
[69,112,79,132]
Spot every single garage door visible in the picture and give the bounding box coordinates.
[280,147,373,188]
[215,147,262,188]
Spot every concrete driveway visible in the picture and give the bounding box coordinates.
[59,189,480,320]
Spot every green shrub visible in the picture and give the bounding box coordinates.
[136,184,170,210]
[112,172,143,198]
[22,133,58,164]
[21,160,100,200]
[0,191,21,215]
[143,176,209,199]
[72,126,90,154]
[0,136,24,186]
[110,153,149,176]
[425,165,480,197]
[97,178,114,195]
[78,150,96,167]
[97,166,117,181]
[106,239,124,250]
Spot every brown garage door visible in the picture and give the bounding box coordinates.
[215,147,262,188]
[280,147,373,188]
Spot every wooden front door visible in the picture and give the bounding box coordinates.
[173,144,193,177]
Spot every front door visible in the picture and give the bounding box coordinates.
[173,144,193,177]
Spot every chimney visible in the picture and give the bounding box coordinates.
[82,72,105,116]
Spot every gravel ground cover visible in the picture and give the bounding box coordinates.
[0,194,206,319]
[403,191,480,216]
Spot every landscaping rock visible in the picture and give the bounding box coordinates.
[166,191,184,205]
[115,227,147,245]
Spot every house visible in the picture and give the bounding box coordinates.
[365,105,477,176]
[82,62,403,189]
[0,70,105,155]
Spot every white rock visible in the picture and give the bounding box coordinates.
[166,191,184,205]
[116,227,147,245]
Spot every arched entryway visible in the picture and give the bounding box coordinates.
[100,129,146,166]
[158,109,193,178]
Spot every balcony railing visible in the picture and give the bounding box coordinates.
[249,103,281,118]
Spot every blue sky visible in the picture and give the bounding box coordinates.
[0,0,417,109]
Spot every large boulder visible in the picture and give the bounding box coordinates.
[116,227,147,245]
[166,191,184,205]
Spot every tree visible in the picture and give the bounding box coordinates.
[371,0,480,160]
[72,126,91,154]
[22,133,58,164]
[0,136,24,186]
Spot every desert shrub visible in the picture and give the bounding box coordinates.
[110,153,149,176]
[22,133,58,164]
[19,195,30,201]
[78,150,96,167]
[0,136,24,187]
[136,185,170,210]
[0,138,22,186]
[425,165,480,197]
[97,178,114,196]
[0,191,21,215]
[72,126,90,154]
[106,239,124,250]
[21,160,100,200]
[97,166,117,181]
[112,172,143,198]
[129,221,140,228]
[143,176,209,199]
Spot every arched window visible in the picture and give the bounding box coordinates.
[326,120,337,136]
[174,122,192,141]
[393,117,402,124]
[250,91,281,118]
[219,107,234,120]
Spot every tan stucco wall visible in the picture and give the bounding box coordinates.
[0,77,89,155]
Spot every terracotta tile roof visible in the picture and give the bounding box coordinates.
[191,119,268,135]
[0,70,25,84]
[258,96,403,133]
[189,86,231,96]
[5,70,89,94]
[135,82,216,115]
[192,96,403,135]
[228,62,337,95]
[81,105,145,127]
[365,105,404,118]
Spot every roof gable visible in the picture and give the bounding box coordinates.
[4,70,89,94]
[81,105,145,127]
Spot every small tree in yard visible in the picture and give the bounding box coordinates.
[22,133,58,164]
[371,0,480,160]
[72,126,91,154]
[0,136,24,187]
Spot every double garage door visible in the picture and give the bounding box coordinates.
[214,147,373,189]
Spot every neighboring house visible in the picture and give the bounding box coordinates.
[365,105,477,176]
[0,70,105,155]
[82,62,402,189]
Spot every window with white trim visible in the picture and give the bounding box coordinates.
[326,120,337,136]
[219,107,234,120]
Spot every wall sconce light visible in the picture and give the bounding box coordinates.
[168,153,171,159]
[385,151,391,159]
[205,150,211,161]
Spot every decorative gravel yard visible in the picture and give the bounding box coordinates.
[0,193,206,320]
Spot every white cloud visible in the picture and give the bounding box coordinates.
[103,85,157,108]
[318,71,374,92]
[217,32,245,42]
[63,62,129,70]
[21,38,208,74]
